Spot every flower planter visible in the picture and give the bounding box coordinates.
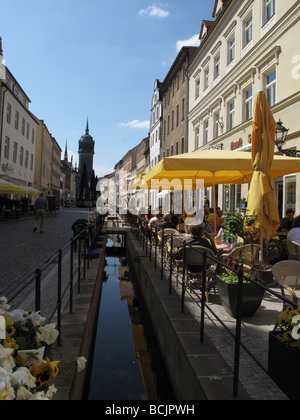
[268,331,300,400]
[254,267,274,285]
[216,275,265,319]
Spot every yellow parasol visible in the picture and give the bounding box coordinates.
[0,179,27,194]
[246,91,280,265]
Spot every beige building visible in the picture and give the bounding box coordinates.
[161,47,197,159]
[187,0,300,217]
[33,118,53,194]
[0,66,38,188]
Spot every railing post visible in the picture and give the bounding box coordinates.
[200,252,207,344]
[233,268,244,398]
[181,242,186,313]
[161,229,164,280]
[70,238,74,314]
[154,225,158,270]
[35,268,41,313]
[169,234,173,294]
[57,249,62,346]
[78,235,81,294]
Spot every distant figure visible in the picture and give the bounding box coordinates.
[33,193,49,233]
[278,208,295,232]
[287,215,300,244]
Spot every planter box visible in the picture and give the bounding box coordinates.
[268,331,300,400]
[254,267,274,285]
[216,275,265,319]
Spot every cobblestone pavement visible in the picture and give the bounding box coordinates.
[0,207,94,301]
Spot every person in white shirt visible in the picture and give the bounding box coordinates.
[287,215,300,244]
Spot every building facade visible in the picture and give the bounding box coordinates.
[33,118,53,194]
[161,47,197,160]
[0,66,38,188]
[187,0,300,216]
[149,80,162,169]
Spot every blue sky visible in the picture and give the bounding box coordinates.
[1,0,214,177]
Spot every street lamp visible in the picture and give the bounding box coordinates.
[275,119,300,158]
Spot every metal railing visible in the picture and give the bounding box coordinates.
[130,216,297,399]
[6,214,104,345]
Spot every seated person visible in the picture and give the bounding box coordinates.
[214,227,236,253]
[287,215,300,244]
[179,224,217,272]
[157,214,177,230]
[278,209,295,232]
[184,224,217,253]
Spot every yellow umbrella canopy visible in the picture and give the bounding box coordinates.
[246,91,280,241]
[143,149,300,188]
[0,179,27,194]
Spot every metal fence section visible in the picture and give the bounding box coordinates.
[130,215,296,399]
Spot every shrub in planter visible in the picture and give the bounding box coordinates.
[216,272,265,319]
[269,306,300,400]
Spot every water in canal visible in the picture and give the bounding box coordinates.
[86,238,175,400]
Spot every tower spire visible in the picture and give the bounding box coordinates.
[65,140,68,161]
[86,118,89,134]
[0,37,3,56]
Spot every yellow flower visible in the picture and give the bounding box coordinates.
[2,313,14,327]
[30,358,59,389]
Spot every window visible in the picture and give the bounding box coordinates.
[15,111,19,130]
[203,120,209,145]
[181,137,185,154]
[25,150,29,169]
[22,118,25,136]
[19,146,24,166]
[266,69,276,106]
[245,87,253,120]
[4,137,10,159]
[265,0,275,23]
[171,110,174,131]
[195,127,200,150]
[26,123,30,139]
[6,103,11,124]
[182,98,185,121]
[228,36,235,64]
[176,141,179,155]
[13,142,18,163]
[214,112,220,139]
[176,104,180,126]
[195,78,200,99]
[214,54,220,79]
[204,67,209,91]
[30,154,34,171]
[228,101,235,130]
[244,16,253,46]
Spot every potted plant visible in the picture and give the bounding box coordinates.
[268,305,300,400]
[215,271,265,319]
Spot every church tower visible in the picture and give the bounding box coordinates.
[78,119,95,187]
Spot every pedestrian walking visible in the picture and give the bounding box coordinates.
[33,193,49,233]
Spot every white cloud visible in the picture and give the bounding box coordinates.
[119,120,150,130]
[176,34,200,52]
[139,5,170,18]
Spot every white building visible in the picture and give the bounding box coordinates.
[187,0,300,216]
[0,61,38,188]
[149,79,162,169]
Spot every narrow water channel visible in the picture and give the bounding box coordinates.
[86,238,175,401]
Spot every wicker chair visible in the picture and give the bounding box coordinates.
[178,245,217,301]
[220,244,261,271]
[272,260,300,308]
[283,239,300,261]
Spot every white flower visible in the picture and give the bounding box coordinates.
[0,371,15,400]
[26,311,46,327]
[76,356,87,373]
[16,386,33,400]
[45,384,57,399]
[18,347,45,366]
[0,344,15,372]
[11,367,36,389]
[29,391,49,400]
[0,296,10,314]
[9,309,26,323]
[37,324,59,345]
